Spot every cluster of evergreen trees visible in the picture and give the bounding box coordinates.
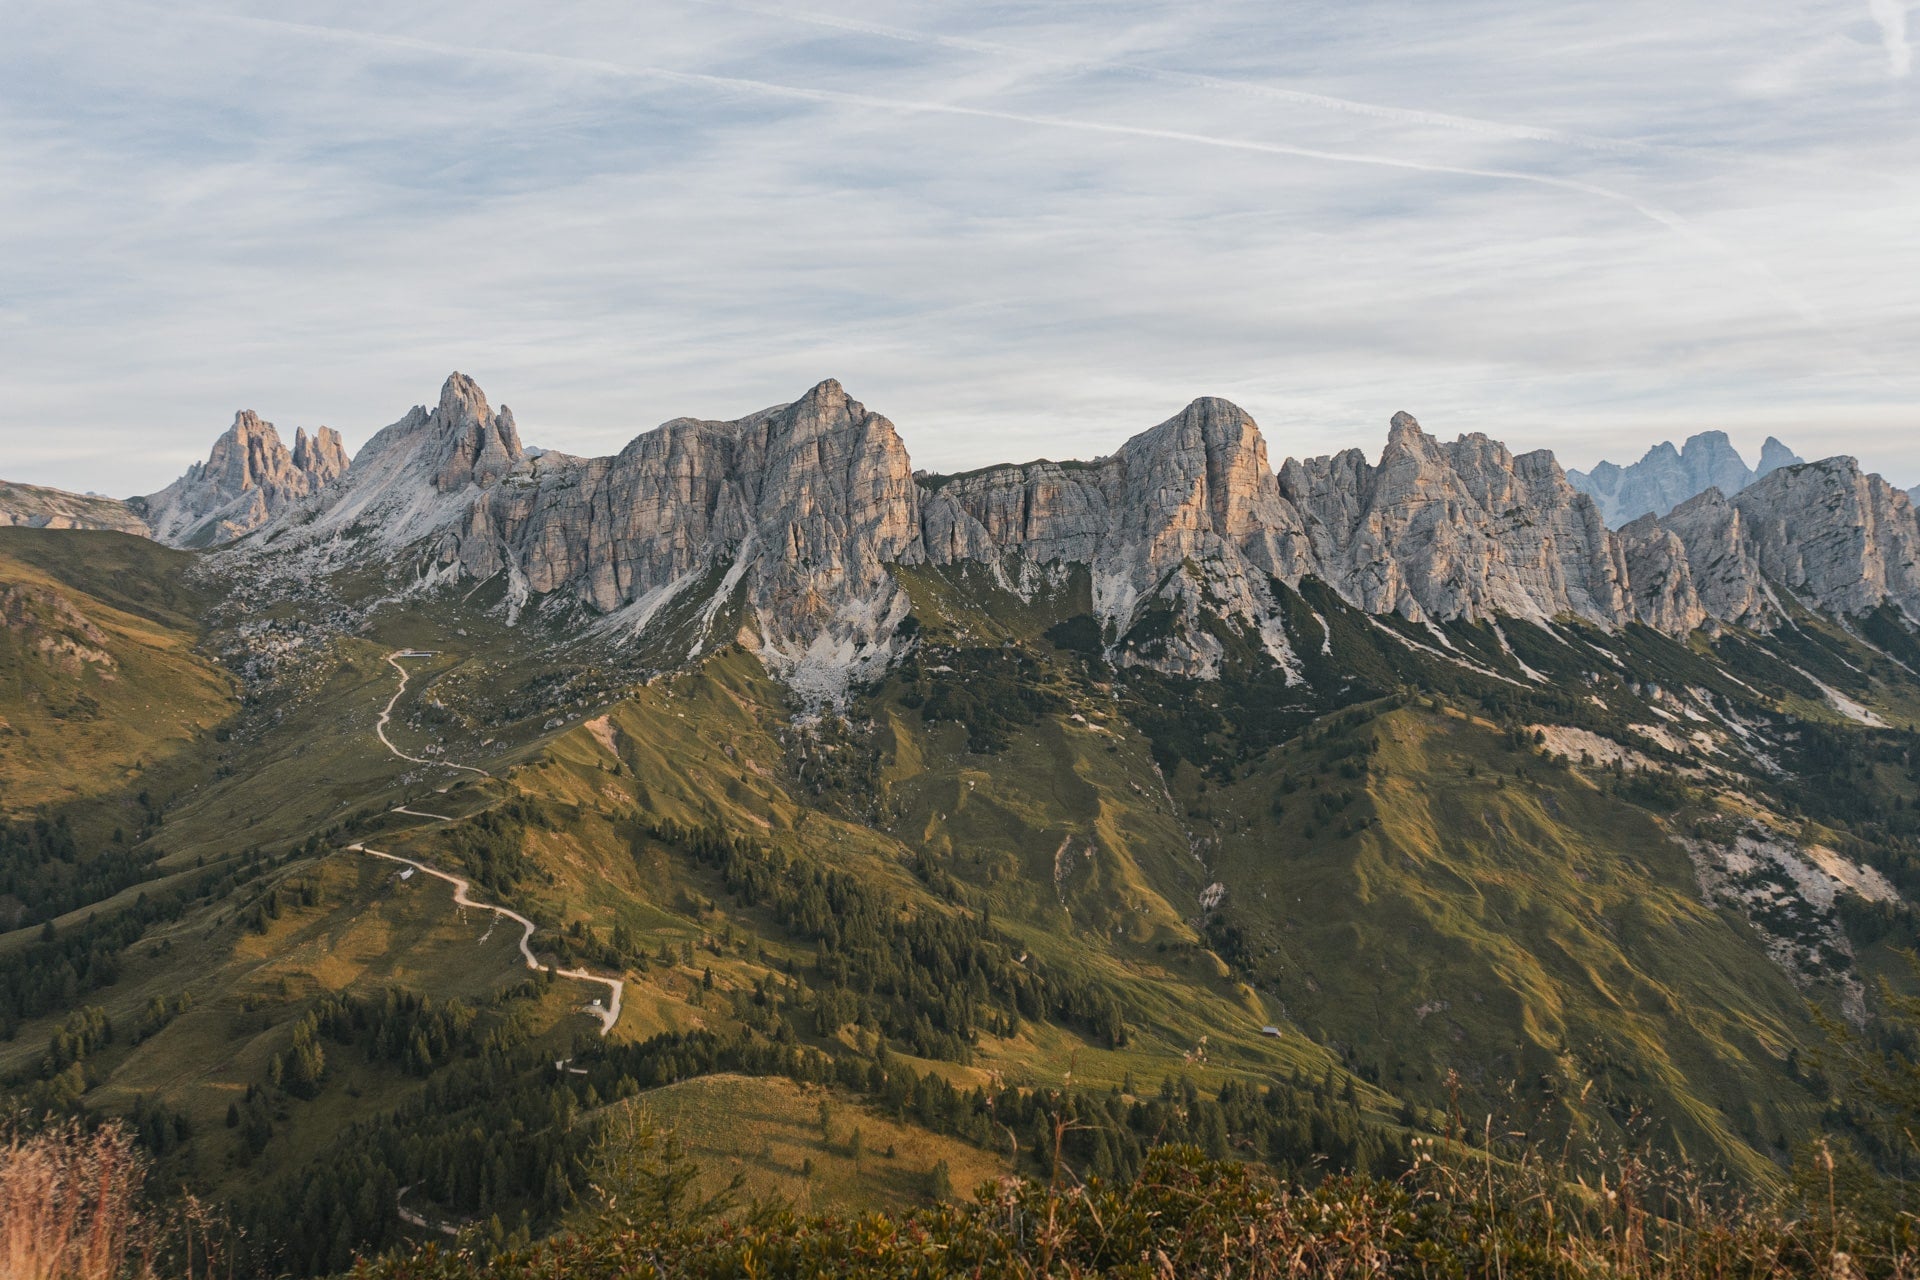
[433,798,554,897]
[643,818,1130,1059]
[897,645,1063,753]
[235,1004,1411,1278]
[0,850,269,1041]
[0,812,157,927]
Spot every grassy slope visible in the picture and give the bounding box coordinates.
[0,530,233,821]
[379,648,1350,1099]
[8,532,1919,1234]
[1201,704,1823,1182]
[616,1073,1005,1212]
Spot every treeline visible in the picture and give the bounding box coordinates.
[0,849,271,1041]
[231,983,552,1275]
[433,798,555,897]
[0,811,158,929]
[642,818,1130,1059]
[239,1007,1411,1278]
[897,645,1064,753]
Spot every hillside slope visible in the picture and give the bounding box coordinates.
[3,377,1920,1275]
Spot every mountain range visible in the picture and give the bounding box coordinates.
[5,373,1920,1275]
[10,375,1916,699]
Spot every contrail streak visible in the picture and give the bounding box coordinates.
[682,0,1915,194]
[680,0,1653,157]
[184,8,1852,354]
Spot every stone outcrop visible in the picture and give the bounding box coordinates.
[1755,437,1804,481]
[134,411,349,548]
[1654,489,1778,629]
[1280,413,1628,627]
[921,398,1315,676]
[1617,514,1706,635]
[212,373,1920,697]
[292,425,349,488]
[1729,459,1920,619]
[1569,431,1801,526]
[266,376,923,699]
[0,481,151,537]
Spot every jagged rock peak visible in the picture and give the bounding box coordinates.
[1730,457,1920,619]
[1756,436,1804,480]
[1283,410,1628,627]
[292,426,348,485]
[427,372,522,492]
[136,409,350,548]
[1568,429,1804,527]
[1654,487,1778,630]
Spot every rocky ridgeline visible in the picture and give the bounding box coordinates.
[133,411,348,547]
[7,372,1916,696]
[207,374,1920,695]
[0,480,154,537]
[0,413,350,545]
[1568,430,1804,526]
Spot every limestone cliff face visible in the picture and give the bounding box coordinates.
[292,426,349,488]
[1653,489,1778,629]
[136,411,349,547]
[222,373,1920,696]
[1281,413,1628,627]
[1730,460,1920,618]
[1617,514,1707,635]
[261,375,923,698]
[427,373,523,493]
[921,398,1316,676]
[518,378,924,695]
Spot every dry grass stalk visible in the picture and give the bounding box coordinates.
[0,1120,152,1280]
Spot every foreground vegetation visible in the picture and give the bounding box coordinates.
[8,1114,1920,1280]
[364,1134,1920,1280]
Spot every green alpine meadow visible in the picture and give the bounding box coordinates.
[4,371,1920,1277]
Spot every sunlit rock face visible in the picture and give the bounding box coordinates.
[1729,459,1920,619]
[136,412,349,547]
[1282,412,1630,628]
[210,374,1919,697]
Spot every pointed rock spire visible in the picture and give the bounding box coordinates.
[137,409,349,547]
[428,372,523,492]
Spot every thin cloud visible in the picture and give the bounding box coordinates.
[194,9,1846,347]
[679,0,1657,156]
[4,1,1918,495]
[1869,0,1913,75]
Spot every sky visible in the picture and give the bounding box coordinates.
[3,0,1917,497]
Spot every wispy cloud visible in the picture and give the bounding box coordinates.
[1870,0,1913,75]
[2,0,1917,496]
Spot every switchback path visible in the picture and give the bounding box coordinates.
[350,844,624,1035]
[357,651,623,1035]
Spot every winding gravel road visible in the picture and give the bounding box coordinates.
[356,651,624,1035]
[376,652,490,777]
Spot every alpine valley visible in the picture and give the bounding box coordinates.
[6,374,1920,1274]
